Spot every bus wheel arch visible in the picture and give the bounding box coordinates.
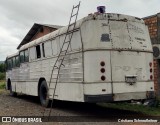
[7,79,17,96]
[7,79,11,90]
[38,78,50,107]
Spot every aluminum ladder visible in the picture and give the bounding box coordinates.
[43,1,81,120]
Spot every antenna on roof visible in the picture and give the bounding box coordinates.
[97,6,106,14]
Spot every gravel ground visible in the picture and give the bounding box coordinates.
[0,90,159,125]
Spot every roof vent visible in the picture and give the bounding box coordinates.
[97,6,106,14]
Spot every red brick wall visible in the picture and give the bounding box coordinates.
[144,16,159,96]
[153,59,159,96]
[31,26,56,41]
[144,16,158,39]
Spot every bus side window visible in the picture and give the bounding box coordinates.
[7,58,12,70]
[42,43,45,57]
[15,56,20,67]
[24,49,29,62]
[20,51,25,63]
[36,45,41,59]
[12,57,16,68]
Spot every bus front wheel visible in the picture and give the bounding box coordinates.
[39,81,50,107]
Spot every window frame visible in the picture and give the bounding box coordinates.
[36,45,41,59]
[20,51,25,63]
[20,49,29,64]
[15,56,20,67]
[24,49,29,62]
[6,58,12,70]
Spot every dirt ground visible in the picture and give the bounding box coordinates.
[0,90,159,125]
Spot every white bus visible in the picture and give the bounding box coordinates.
[6,13,155,107]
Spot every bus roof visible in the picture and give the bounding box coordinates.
[18,13,144,51]
[7,13,144,57]
[7,52,19,59]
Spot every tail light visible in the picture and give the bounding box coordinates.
[149,62,152,67]
[100,61,105,66]
[101,76,106,81]
[100,61,106,81]
[149,62,153,80]
[150,75,153,80]
[100,68,105,73]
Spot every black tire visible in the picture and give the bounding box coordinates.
[39,81,50,107]
[10,84,17,97]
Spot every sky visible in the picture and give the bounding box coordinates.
[0,0,159,61]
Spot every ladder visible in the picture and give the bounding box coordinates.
[44,1,81,120]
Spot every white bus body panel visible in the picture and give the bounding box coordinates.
[6,13,154,103]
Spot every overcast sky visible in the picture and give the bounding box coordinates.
[0,0,159,61]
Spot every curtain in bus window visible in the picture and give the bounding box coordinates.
[12,57,16,68]
[20,51,24,63]
[29,47,36,61]
[44,41,52,57]
[52,38,58,55]
[24,49,29,62]
[15,56,20,67]
[7,59,12,70]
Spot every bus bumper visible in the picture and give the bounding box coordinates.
[84,91,155,103]
[84,94,113,102]
[113,91,155,101]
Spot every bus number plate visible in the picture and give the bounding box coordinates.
[125,76,137,84]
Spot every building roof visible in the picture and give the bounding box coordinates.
[17,23,63,49]
[143,13,160,19]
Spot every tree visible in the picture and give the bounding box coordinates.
[0,63,5,73]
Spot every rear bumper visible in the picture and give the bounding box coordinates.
[113,91,155,101]
[84,91,155,103]
[84,94,113,103]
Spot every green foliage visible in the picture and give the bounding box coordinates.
[0,63,5,80]
[0,81,5,89]
[0,63,5,73]
[0,73,5,80]
[99,102,160,116]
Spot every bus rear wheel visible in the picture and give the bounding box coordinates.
[39,81,50,107]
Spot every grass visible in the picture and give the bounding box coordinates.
[0,80,5,89]
[0,80,5,94]
[0,79,160,116]
[98,102,160,116]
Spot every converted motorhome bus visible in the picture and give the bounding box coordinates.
[6,13,155,107]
